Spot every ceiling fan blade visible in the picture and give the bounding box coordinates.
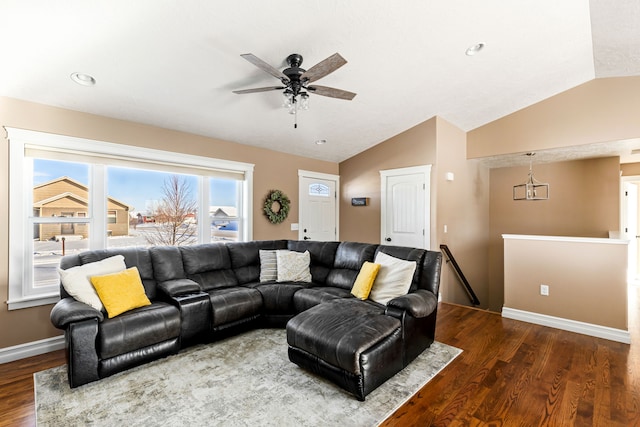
[308,85,356,100]
[301,53,347,83]
[240,54,289,81]
[233,86,285,94]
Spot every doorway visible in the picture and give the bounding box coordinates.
[298,170,339,241]
[622,176,640,283]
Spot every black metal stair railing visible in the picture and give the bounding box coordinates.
[439,244,481,306]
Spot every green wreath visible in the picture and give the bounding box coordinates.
[263,190,290,224]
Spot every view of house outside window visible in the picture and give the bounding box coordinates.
[32,159,241,289]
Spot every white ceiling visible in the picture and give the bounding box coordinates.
[1,1,638,164]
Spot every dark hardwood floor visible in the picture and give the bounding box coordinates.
[382,284,640,427]
[2,286,639,426]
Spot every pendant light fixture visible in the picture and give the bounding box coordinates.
[513,152,549,200]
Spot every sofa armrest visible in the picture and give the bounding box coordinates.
[50,297,104,329]
[158,278,202,297]
[386,289,437,318]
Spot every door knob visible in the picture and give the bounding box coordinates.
[303,236,311,240]
[385,237,391,242]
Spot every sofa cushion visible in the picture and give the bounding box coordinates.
[59,254,126,311]
[351,261,381,300]
[287,241,340,284]
[179,242,238,291]
[249,283,306,314]
[149,246,186,282]
[207,287,263,327]
[259,249,280,282]
[98,302,181,359]
[277,250,312,282]
[180,243,232,274]
[325,242,378,290]
[292,287,353,312]
[90,267,152,318]
[369,252,417,305]
[287,299,398,373]
[375,245,426,292]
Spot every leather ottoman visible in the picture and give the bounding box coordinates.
[286,298,404,400]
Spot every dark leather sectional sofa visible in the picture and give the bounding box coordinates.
[50,240,442,400]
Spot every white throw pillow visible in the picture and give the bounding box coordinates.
[276,250,312,282]
[58,255,127,311]
[368,251,417,305]
[259,249,283,282]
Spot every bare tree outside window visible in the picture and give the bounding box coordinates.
[144,175,197,246]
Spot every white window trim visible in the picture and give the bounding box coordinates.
[6,127,254,310]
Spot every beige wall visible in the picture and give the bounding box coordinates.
[504,236,627,330]
[468,76,640,159]
[488,157,620,311]
[339,117,491,308]
[338,117,437,244]
[621,163,640,176]
[0,96,337,349]
[468,76,640,313]
[434,118,490,307]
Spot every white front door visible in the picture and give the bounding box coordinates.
[298,171,338,241]
[380,165,431,248]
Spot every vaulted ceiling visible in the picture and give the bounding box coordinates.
[1,1,638,163]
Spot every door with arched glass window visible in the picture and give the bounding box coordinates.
[298,171,338,241]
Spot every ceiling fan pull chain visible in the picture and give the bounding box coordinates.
[294,104,298,129]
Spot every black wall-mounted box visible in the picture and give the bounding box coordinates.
[351,197,369,206]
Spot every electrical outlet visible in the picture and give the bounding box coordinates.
[540,284,549,296]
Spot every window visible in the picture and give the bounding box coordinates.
[308,183,330,197]
[210,177,241,241]
[7,128,254,310]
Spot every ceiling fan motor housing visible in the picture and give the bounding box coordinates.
[284,54,306,95]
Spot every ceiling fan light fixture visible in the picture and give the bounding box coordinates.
[299,92,309,110]
[465,43,485,56]
[282,91,293,108]
[233,52,355,128]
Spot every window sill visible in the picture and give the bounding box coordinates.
[6,293,60,310]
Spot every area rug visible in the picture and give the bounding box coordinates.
[35,329,461,426]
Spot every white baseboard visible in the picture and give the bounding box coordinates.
[502,307,631,344]
[0,335,65,364]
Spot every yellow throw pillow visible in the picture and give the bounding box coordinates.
[351,262,381,300]
[90,267,151,318]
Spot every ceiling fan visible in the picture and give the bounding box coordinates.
[233,53,356,128]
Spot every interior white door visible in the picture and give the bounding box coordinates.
[299,175,337,241]
[624,181,639,281]
[381,166,430,248]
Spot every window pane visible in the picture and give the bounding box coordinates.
[107,167,199,247]
[33,224,90,288]
[309,183,330,197]
[32,159,91,287]
[210,178,239,241]
[33,159,90,220]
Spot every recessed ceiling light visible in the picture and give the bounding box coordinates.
[315,139,327,145]
[465,43,485,56]
[70,72,96,86]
